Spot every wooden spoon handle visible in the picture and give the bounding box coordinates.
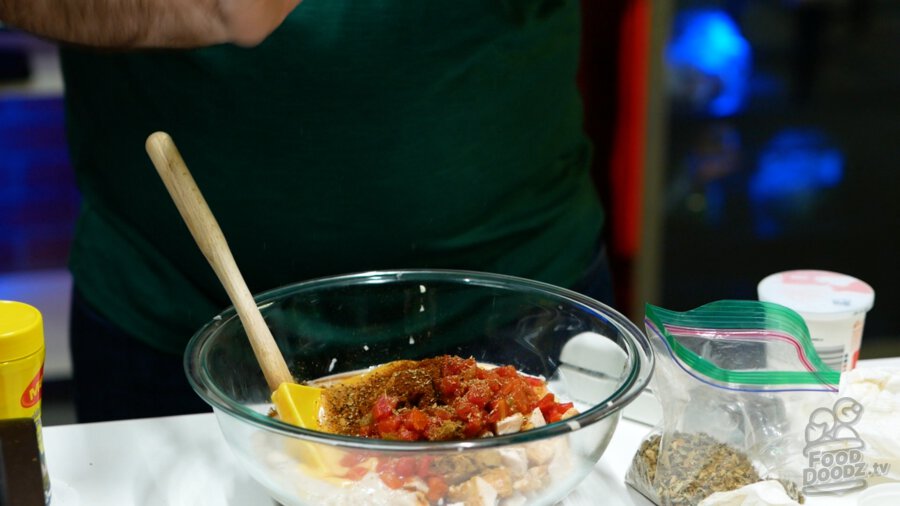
[145,131,293,391]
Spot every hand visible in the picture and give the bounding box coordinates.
[0,0,304,49]
[221,0,303,46]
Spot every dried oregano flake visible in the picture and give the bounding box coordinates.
[630,432,761,505]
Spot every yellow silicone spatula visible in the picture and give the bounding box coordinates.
[145,131,321,429]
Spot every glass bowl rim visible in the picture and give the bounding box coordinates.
[185,268,654,451]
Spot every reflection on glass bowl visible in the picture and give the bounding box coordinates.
[185,270,653,506]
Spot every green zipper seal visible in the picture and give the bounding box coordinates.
[646,300,840,387]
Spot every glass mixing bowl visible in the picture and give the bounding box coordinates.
[186,270,653,506]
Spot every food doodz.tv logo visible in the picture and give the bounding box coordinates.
[802,397,891,495]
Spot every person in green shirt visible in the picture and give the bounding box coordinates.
[2,0,612,422]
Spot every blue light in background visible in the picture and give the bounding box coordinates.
[749,128,845,238]
[0,96,79,271]
[751,128,844,197]
[667,8,752,117]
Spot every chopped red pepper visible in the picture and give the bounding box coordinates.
[350,355,574,441]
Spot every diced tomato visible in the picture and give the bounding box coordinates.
[539,392,556,407]
[523,375,545,387]
[376,416,400,435]
[340,451,368,467]
[463,413,485,438]
[348,355,572,443]
[431,407,451,420]
[379,471,405,489]
[404,408,429,432]
[394,457,417,478]
[453,398,475,420]
[538,392,557,417]
[458,358,478,379]
[442,359,458,375]
[397,426,419,441]
[543,400,576,423]
[416,455,433,477]
[557,401,574,413]
[344,465,369,481]
[425,475,449,503]
[496,365,517,378]
[487,397,509,423]
[509,383,535,413]
[372,395,398,421]
[439,376,460,396]
[465,381,491,408]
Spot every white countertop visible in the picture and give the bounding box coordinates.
[44,358,900,506]
[44,412,661,506]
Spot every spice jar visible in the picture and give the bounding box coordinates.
[0,300,51,504]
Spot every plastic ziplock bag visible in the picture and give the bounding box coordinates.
[625,300,840,505]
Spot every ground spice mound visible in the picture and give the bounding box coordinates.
[318,359,428,435]
[315,355,573,442]
[630,432,761,505]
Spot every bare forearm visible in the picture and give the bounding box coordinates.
[0,0,299,48]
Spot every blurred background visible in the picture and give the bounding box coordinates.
[1,0,898,425]
[651,0,899,357]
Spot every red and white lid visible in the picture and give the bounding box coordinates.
[757,269,875,316]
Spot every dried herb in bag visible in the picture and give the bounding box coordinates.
[625,301,839,506]
[630,432,760,505]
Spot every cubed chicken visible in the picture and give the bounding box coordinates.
[498,448,528,478]
[525,441,554,465]
[495,413,524,435]
[513,465,549,495]
[523,408,546,430]
[448,476,499,506]
[479,468,514,498]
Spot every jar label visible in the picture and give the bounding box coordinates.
[20,365,43,409]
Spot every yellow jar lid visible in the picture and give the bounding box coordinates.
[0,301,44,361]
